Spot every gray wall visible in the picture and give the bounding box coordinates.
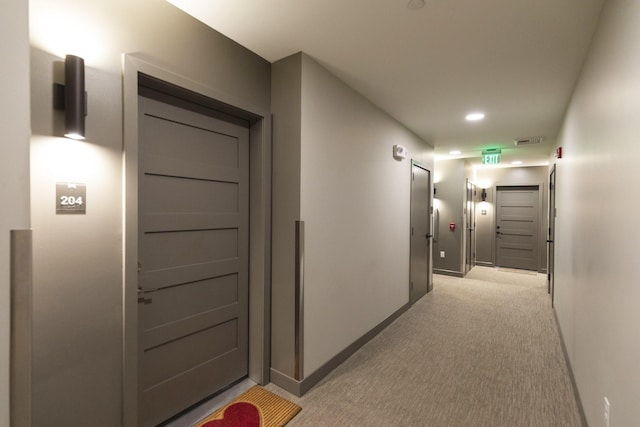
[29,0,270,424]
[553,0,640,424]
[433,159,467,275]
[1,0,30,425]
[474,166,548,272]
[271,53,434,381]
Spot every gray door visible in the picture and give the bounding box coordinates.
[548,166,556,305]
[495,186,540,271]
[410,163,432,303]
[465,180,477,274]
[137,94,249,426]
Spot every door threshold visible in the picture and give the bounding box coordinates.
[162,378,256,427]
[496,267,538,276]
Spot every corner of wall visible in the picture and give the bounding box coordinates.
[1,0,30,425]
[270,53,303,377]
[433,159,465,274]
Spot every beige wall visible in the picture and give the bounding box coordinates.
[271,53,434,382]
[554,0,640,424]
[300,54,433,376]
[29,0,270,424]
[1,0,31,425]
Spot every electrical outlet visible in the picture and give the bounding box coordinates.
[604,397,610,427]
[440,251,445,258]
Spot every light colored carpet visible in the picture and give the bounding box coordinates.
[266,266,584,426]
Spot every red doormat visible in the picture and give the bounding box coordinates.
[194,386,301,427]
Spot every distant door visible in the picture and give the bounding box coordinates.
[495,186,540,271]
[137,94,249,426]
[548,166,556,305]
[410,163,432,303]
[465,180,477,274]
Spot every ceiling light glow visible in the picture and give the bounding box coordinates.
[449,150,461,155]
[512,161,523,165]
[465,112,485,121]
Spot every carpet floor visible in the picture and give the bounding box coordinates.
[266,266,584,426]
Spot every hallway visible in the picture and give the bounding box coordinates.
[262,267,583,426]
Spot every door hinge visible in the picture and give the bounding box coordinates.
[411,227,414,235]
[410,282,414,291]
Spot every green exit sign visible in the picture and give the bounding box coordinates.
[481,148,502,165]
[482,153,501,164]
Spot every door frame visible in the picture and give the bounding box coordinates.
[122,55,272,426]
[465,180,477,275]
[493,182,545,272]
[409,160,433,303]
[548,165,556,306]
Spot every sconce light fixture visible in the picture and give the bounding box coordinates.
[481,188,487,201]
[54,55,87,140]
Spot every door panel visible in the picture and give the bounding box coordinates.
[142,319,238,389]
[410,163,432,303]
[143,175,239,213]
[142,229,238,269]
[140,275,238,330]
[138,95,249,426]
[496,186,540,271]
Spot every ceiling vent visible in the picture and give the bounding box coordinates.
[514,136,544,146]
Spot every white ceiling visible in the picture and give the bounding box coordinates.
[167,0,605,167]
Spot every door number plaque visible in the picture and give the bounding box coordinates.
[56,182,86,214]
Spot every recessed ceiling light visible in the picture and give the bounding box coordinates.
[512,161,523,165]
[449,150,461,155]
[465,112,485,121]
[407,0,426,10]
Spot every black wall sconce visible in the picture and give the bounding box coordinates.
[481,188,487,201]
[54,55,87,140]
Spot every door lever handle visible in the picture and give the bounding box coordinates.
[137,286,159,303]
[426,234,433,239]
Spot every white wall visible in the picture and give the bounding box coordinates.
[299,54,433,375]
[554,0,640,424]
[0,0,31,425]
